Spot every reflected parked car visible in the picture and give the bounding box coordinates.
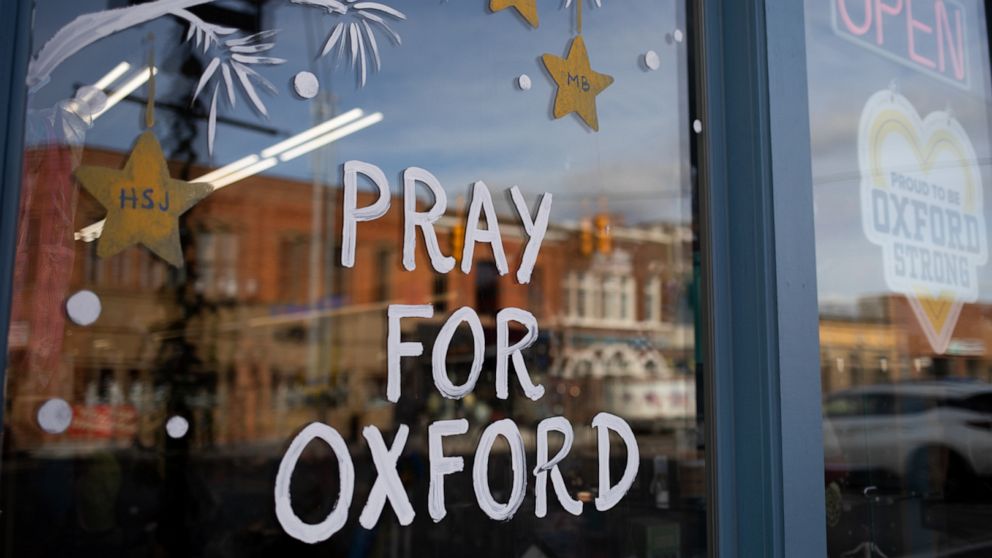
[823,381,992,498]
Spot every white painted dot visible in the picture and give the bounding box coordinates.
[693,119,703,134]
[166,416,190,439]
[37,398,73,434]
[673,29,685,43]
[644,50,661,71]
[293,71,319,99]
[517,74,532,91]
[66,290,101,326]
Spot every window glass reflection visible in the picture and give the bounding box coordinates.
[807,0,992,555]
[3,1,704,557]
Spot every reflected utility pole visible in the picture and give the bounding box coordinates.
[304,13,336,389]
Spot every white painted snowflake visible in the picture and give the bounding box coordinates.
[28,2,286,158]
[184,12,285,155]
[292,0,407,86]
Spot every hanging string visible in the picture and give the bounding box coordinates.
[576,0,583,35]
[145,32,156,129]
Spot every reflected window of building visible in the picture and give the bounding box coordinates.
[564,270,578,319]
[330,242,349,299]
[278,234,309,304]
[577,273,588,319]
[197,229,239,300]
[217,231,239,299]
[84,237,99,284]
[582,272,597,320]
[433,272,448,313]
[195,230,215,295]
[645,275,662,323]
[474,261,500,316]
[599,276,610,320]
[374,244,393,302]
[528,267,543,319]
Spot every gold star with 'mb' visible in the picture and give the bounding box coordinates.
[490,0,539,28]
[74,131,213,267]
[542,35,614,131]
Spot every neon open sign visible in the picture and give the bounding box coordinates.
[833,0,969,89]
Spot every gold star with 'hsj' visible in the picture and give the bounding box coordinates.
[542,35,614,131]
[74,131,213,268]
[490,0,539,28]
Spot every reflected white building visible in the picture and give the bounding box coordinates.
[553,223,697,421]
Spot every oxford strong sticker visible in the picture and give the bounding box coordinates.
[859,90,988,354]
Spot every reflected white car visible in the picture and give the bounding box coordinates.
[823,381,992,494]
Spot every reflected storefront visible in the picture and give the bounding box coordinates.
[6,0,992,557]
[808,0,992,556]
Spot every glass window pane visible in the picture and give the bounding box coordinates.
[2,1,706,556]
[806,0,992,554]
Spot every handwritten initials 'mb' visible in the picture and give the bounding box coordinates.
[567,73,590,92]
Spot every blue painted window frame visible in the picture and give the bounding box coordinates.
[697,0,826,556]
[0,0,827,556]
[0,0,31,431]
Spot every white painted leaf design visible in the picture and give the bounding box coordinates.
[321,22,345,56]
[208,82,219,155]
[229,43,275,53]
[357,26,367,85]
[192,57,220,102]
[234,62,277,94]
[357,11,401,44]
[291,0,348,14]
[231,54,285,65]
[362,20,380,70]
[220,62,235,105]
[349,23,359,66]
[352,2,406,19]
[298,0,405,86]
[225,30,279,46]
[231,62,268,116]
[191,25,278,145]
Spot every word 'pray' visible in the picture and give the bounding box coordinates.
[340,161,552,284]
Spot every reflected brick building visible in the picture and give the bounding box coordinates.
[820,295,992,395]
[6,145,697,451]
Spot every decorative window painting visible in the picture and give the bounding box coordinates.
[2,1,704,557]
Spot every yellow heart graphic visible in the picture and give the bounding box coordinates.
[867,110,977,213]
[861,91,986,354]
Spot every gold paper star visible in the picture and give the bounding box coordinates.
[490,0,539,28]
[541,35,614,131]
[75,131,213,267]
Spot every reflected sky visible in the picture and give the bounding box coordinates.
[805,0,992,303]
[28,0,691,225]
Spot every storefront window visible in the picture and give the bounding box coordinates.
[807,1,992,555]
[1,1,705,556]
